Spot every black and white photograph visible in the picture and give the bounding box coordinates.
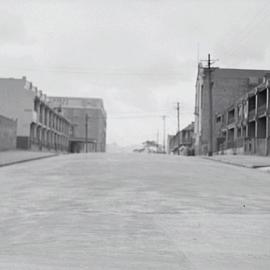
[0,0,270,269]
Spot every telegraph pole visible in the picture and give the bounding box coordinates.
[177,102,180,155]
[201,53,217,156]
[156,130,159,152]
[208,53,213,156]
[162,115,167,154]
[85,113,89,153]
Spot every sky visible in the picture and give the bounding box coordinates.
[1,0,270,146]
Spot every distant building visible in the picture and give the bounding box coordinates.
[216,74,270,156]
[0,77,70,152]
[48,97,106,153]
[0,115,17,151]
[133,140,163,154]
[194,64,270,155]
[168,122,194,155]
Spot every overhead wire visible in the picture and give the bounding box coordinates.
[0,66,184,76]
[221,2,270,61]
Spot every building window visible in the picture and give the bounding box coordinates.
[248,121,256,138]
[257,117,266,138]
[248,96,256,112]
[227,108,235,124]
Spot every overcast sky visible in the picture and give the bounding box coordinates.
[1,0,270,146]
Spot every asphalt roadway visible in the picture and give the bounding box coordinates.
[0,153,269,269]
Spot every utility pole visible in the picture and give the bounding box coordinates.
[208,53,213,156]
[162,115,167,154]
[177,102,180,155]
[156,130,159,153]
[200,54,218,156]
[85,113,89,153]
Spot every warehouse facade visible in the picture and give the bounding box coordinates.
[48,97,106,153]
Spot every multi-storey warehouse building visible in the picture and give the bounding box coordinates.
[194,64,270,155]
[48,97,106,153]
[216,74,270,156]
[0,77,70,152]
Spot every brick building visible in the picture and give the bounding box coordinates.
[48,97,106,153]
[0,77,70,152]
[216,74,270,156]
[194,64,270,155]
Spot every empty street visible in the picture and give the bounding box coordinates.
[0,153,270,269]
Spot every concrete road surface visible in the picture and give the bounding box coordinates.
[0,153,270,269]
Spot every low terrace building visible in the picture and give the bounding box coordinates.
[168,122,194,155]
[216,75,270,156]
[0,77,70,152]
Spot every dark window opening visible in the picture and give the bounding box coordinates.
[228,109,235,124]
[248,121,256,138]
[216,115,221,123]
[258,89,267,108]
[248,96,256,112]
[257,117,266,138]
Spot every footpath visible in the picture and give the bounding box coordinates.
[205,154,270,173]
[0,150,57,167]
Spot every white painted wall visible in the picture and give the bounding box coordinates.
[0,78,35,137]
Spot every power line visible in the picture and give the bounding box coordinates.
[221,2,270,60]
[64,110,192,121]
[0,66,186,76]
[67,114,167,120]
[109,115,168,119]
